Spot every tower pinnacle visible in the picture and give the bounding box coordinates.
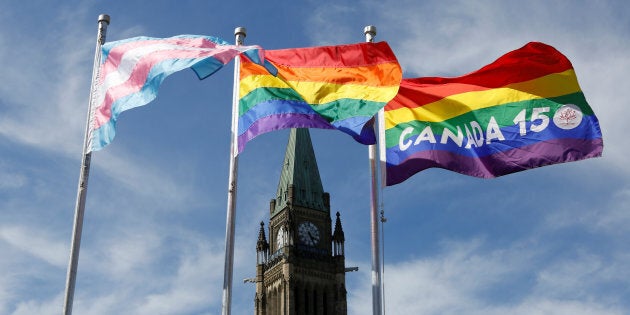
[273,128,328,215]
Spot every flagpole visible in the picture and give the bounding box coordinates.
[221,26,246,315]
[377,92,389,315]
[62,14,109,315]
[365,25,383,315]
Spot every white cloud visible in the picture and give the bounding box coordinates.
[0,4,147,156]
[349,237,627,315]
[0,167,27,190]
[307,3,359,45]
[543,187,630,235]
[0,225,68,267]
[594,188,630,233]
[101,231,162,277]
[9,294,61,315]
[64,228,226,315]
[130,236,225,315]
[0,15,88,154]
[88,150,197,210]
[0,228,67,315]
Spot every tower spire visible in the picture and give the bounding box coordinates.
[333,212,345,256]
[273,128,328,215]
[256,222,269,264]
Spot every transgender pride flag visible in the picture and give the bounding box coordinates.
[87,35,262,152]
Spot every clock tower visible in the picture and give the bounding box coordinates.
[254,128,348,315]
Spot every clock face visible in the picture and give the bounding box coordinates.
[298,221,320,246]
[276,226,286,249]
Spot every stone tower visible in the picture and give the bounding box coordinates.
[254,128,347,315]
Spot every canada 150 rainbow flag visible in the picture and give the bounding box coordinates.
[382,42,603,186]
[238,41,402,153]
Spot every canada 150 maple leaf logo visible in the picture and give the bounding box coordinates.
[553,104,583,130]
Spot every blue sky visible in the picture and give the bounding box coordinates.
[1,1,629,314]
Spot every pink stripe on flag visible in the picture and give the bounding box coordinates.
[99,37,224,80]
[93,47,238,129]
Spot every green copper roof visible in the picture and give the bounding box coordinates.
[273,128,327,215]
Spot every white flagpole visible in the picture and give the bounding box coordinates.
[221,26,246,315]
[365,25,384,315]
[378,92,388,315]
[63,14,110,315]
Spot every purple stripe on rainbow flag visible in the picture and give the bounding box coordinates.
[386,138,604,185]
[237,113,333,153]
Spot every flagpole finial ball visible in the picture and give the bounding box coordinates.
[234,27,247,38]
[98,14,110,24]
[364,25,377,36]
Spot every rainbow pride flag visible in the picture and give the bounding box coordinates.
[382,42,603,186]
[88,35,262,152]
[238,41,402,153]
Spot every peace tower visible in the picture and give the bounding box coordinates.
[254,128,348,314]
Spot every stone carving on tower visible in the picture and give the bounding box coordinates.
[254,128,348,315]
